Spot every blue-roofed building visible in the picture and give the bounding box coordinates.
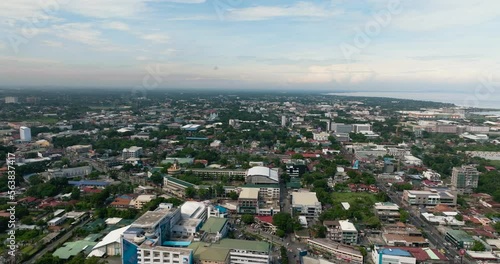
[372,246,416,264]
[68,180,111,187]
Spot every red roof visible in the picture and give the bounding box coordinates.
[256,216,273,224]
[82,187,102,193]
[485,166,496,171]
[385,247,447,261]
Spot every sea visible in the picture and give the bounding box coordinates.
[326,91,500,111]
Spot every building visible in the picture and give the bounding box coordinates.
[403,189,456,206]
[53,240,98,260]
[313,132,330,141]
[121,203,182,264]
[163,176,196,198]
[47,166,92,179]
[5,96,18,104]
[331,123,353,133]
[284,159,308,178]
[281,115,287,127]
[181,201,208,222]
[307,239,363,264]
[199,217,229,242]
[132,195,157,209]
[122,146,143,159]
[382,233,429,247]
[353,124,371,133]
[89,225,130,257]
[243,184,280,199]
[187,169,246,180]
[189,239,271,264]
[238,188,259,214]
[451,165,480,195]
[374,202,400,223]
[66,145,93,153]
[19,126,31,142]
[48,216,66,226]
[181,124,201,131]
[137,243,193,264]
[291,191,322,221]
[323,220,358,245]
[240,184,280,216]
[372,246,416,264]
[444,229,474,249]
[245,166,279,185]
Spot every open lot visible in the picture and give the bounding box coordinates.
[331,192,380,205]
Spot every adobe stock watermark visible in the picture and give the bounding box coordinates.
[131,63,169,98]
[339,0,402,62]
[6,153,18,260]
[212,0,243,21]
[463,71,500,109]
[6,0,71,54]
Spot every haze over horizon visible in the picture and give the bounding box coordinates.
[1,0,500,95]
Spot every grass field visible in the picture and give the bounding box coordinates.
[486,160,500,169]
[331,192,380,205]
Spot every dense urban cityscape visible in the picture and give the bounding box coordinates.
[0,89,500,264]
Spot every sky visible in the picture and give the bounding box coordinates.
[1,0,500,95]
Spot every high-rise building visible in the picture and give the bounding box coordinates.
[451,165,480,195]
[122,146,143,159]
[19,126,31,142]
[5,97,18,104]
[281,115,287,127]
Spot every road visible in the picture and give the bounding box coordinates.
[377,183,472,264]
[23,217,92,264]
[243,225,306,264]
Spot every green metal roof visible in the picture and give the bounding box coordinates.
[52,240,97,259]
[165,176,195,188]
[189,242,230,262]
[200,218,227,233]
[84,233,102,242]
[446,229,474,242]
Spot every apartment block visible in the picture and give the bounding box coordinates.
[451,165,480,195]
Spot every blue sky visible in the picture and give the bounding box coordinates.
[1,0,500,93]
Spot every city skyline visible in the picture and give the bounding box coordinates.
[1,0,500,94]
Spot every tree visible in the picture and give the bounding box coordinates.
[313,224,326,238]
[280,246,289,264]
[149,173,164,186]
[455,214,464,221]
[35,254,63,264]
[494,222,500,233]
[471,240,486,251]
[400,209,410,223]
[228,191,239,200]
[71,187,81,200]
[185,186,197,198]
[241,214,255,225]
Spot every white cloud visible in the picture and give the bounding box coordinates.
[162,48,177,55]
[51,23,105,46]
[63,0,148,19]
[225,2,342,21]
[291,57,499,85]
[162,0,206,3]
[0,41,6,50]
[141,33,169,44]
[42,40,63,47]
[102,21,130,31]
[393,0,500,31]
[136,56,149,61]
[0,0,69,25]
